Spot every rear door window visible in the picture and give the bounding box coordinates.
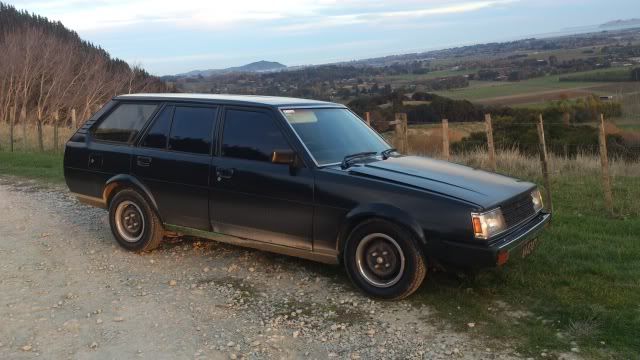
[168,106,217,155]
[93,103,158,143]
[141,106,173,149]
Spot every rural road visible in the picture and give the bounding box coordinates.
[0,176,520,359]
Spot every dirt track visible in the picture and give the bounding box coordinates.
[0,176,520,359]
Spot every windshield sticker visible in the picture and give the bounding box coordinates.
[283,109,318,123]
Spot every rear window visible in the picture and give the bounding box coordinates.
[93,103,158,143]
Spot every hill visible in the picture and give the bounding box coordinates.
[176,60,286,77]
[600,18,640,29]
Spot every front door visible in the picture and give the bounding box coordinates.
[210,107,314,250]
[133,104,217,230]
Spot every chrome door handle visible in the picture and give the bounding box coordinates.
[216,167,234,180]
[136,156,152,167]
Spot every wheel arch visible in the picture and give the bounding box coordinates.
[336,203,427,259]
[103,174,162,222]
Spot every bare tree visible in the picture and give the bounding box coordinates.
[0,23,166,150]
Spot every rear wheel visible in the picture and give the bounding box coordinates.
[344,219,426,300]
[109,188,164,252]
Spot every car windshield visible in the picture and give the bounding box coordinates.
[282,108,390,166]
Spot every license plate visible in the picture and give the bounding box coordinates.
[520,238,539,258]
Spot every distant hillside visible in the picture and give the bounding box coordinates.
[600,19,640,29]
[177,60,286,77]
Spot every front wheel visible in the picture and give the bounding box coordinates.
[344,219,427,300]
[109,188,164,252]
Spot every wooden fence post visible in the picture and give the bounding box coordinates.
[598,114,614,214]
[36,117,44,152]
[53,110,60,152]
[402,113,408,153]
[364,112,371,126]
[442,119,450,161]
[485,114,497,171]
[394,113,408,154]
[537,115,553,213]
[71,108,77,129]
[9,106,15,152]
[20,107,27,151]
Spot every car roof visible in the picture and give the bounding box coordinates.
[114,93,344,108]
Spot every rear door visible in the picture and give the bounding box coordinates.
[133,104,218,230]
[209,106,314,250]
[65,102,158,198]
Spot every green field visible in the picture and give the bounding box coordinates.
[433,76,601,101]
[523,46,605,62]
[427,67,639,108]
[559,67,635,82]
[1,150,639,357]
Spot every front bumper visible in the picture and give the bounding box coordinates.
[430,212,551,270]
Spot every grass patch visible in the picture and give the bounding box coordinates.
[0,151,64,183]
[412,175,640,358]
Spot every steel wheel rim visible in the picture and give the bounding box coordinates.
[355,233,405,288]
[115,200,145,243]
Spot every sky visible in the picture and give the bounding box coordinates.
[8,0,640,75]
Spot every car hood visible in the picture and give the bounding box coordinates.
[346,156,535,209]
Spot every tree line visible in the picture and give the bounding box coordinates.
[0,2,167,150]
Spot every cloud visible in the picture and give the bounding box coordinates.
[276,0,519,32]
[12,0,519,32]
[12,0,338,30]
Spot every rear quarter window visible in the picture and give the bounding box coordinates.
[93,103,158,143]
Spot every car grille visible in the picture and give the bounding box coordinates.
[501,193,535,228]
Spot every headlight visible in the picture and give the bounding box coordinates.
[471,208,506,240]
[531,189,544,212]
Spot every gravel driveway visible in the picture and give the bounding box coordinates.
[0,176,520,359]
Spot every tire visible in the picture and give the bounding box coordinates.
[108,188,164,252]
[343,219,427,300]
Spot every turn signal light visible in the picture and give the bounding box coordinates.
[472,217,483,235]
[471,208,506,239]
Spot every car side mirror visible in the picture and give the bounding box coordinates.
[271,149,297,166]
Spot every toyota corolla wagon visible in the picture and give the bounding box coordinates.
[64,94,550,299]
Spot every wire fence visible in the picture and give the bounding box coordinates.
[377,112,640,215]
[379,117,640,161]
[0,123,74,153]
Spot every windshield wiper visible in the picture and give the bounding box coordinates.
[381,148,397,160]
[341,151,378,169]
